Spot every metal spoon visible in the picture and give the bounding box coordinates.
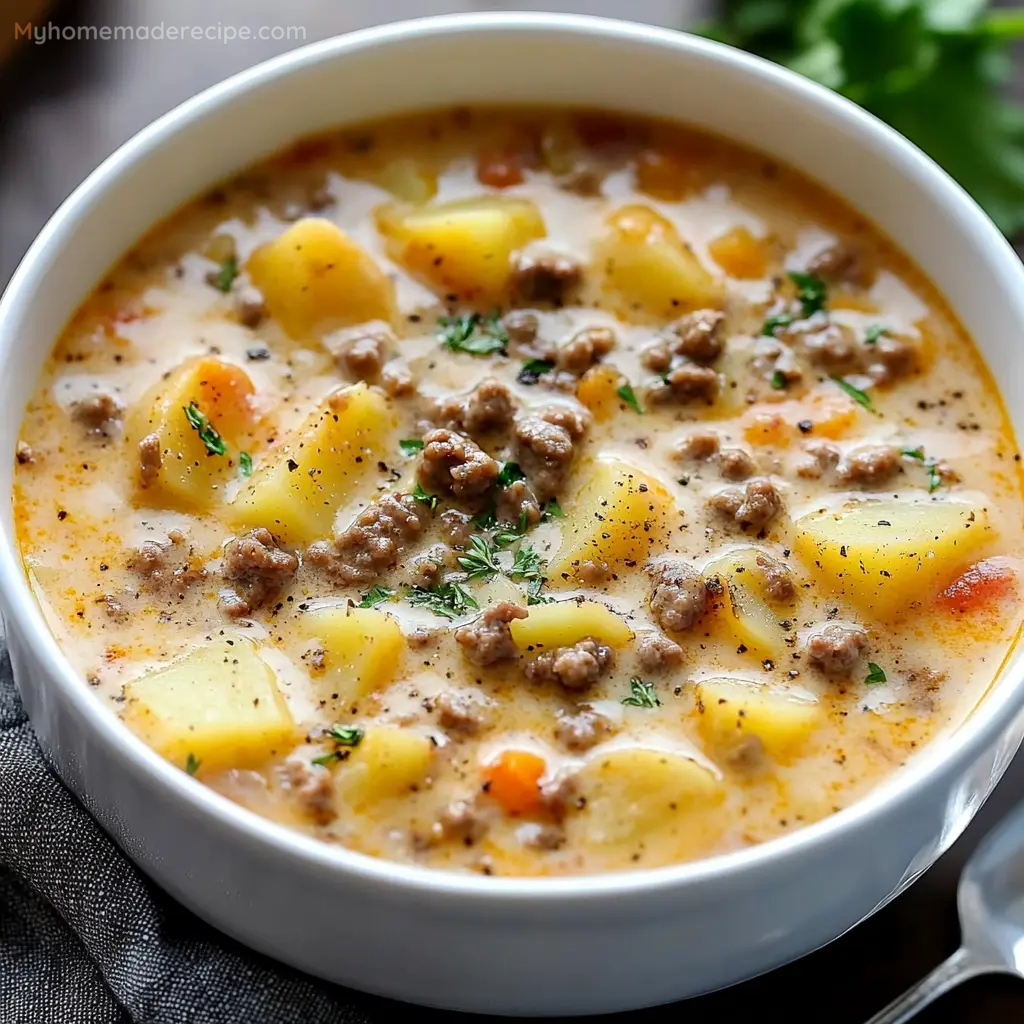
[866,801,1024,1023]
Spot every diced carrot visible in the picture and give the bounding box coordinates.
[576,365,620,422]
[707,226,767,280]
[476,149,524,189]
[742,411,790,447]
[828,291,880,314]
[937,558,1017,615]
[193,358,257,437]
[484,749,546,816]
[634,148,691,201]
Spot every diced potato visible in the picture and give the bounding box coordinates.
[122,639,297,773]
[595,204,724,318]
[576,365,622,423]
[574,748,723,845]
[473,574,525,608]
[338,726,434,810]
[510,600,634,651]
[230,383,396,545]
[793,500,994,618]
[125,357,256,512]
[247,217,396,339]
[548,458,678,579]
[707,226,767,279]
[364,158,438,203]
[703,547,793,657]
[376,196,546,302]
[695,677,822,762]
[298,606,405,704]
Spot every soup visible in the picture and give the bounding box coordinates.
[13,108,1024,877]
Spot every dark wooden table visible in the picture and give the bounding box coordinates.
[2,2,1023,1020]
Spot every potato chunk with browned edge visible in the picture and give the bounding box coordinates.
[122,638,297,774]
[247,217,397,338]
[548,458,677,581]
[125,356,256,512]
[230,382,397,545]
[695,677,822,763]
[793,499,993,618]
[595,204,724,318]
[298,606,406,705]
[338,727,435,811]
[572,748,723,846]
[376,196,545,302]
[509,600,634,651]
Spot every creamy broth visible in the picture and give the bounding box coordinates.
[13,107,1024,876]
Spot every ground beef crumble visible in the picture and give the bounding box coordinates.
[514,415,576,501]
[553,706,617,752]
[636,632,685,671]
[708,478,784,532]
[807,623,868,678]
[455,603,527,666]
[70,392,123,437]
[525,637,615,692]
[220,527,298,618]
[647,561,709,632]
[137,433,162,487]
[307,493,425,584]
[419,429,500,500]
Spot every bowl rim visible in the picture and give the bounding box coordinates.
[2,10,1024,901]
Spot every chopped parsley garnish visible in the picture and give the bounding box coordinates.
[865,324,889,345]
[831,376,876,414]
[494,513,530,548]
[184,753,201,775]
[864,662,887,686]
[788,271,827,317]
[327,724,364,745]
[411,482,439,511]
[400,439,424,456]
[312,724,365,766]
[518,358,555,384]
[438,311,508,356]
[359,585,395,608]
[473,505,497,530]
[407,580,478,620]
[770,370,787,390]
[211,254,239,293]
[621,677,660,708]
[901,447,943,491]
[183,402,227,456]
[762,313,793,336]
[239,451,253,477]
[496,461,526,489]
[510,542,544,581]
[617,382,643,414]
[526,578,553,605]
[457,535,503,580]
[542,499,564,520]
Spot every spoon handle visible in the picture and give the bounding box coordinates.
[864,947,991,1024]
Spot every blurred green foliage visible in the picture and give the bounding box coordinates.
[701,0,1024,235]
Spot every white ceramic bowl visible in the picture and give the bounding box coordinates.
[3,12,1024,1016]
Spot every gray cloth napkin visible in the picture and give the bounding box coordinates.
[0,640,390,1024]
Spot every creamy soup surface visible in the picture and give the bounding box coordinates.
[14,107,1024,877]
